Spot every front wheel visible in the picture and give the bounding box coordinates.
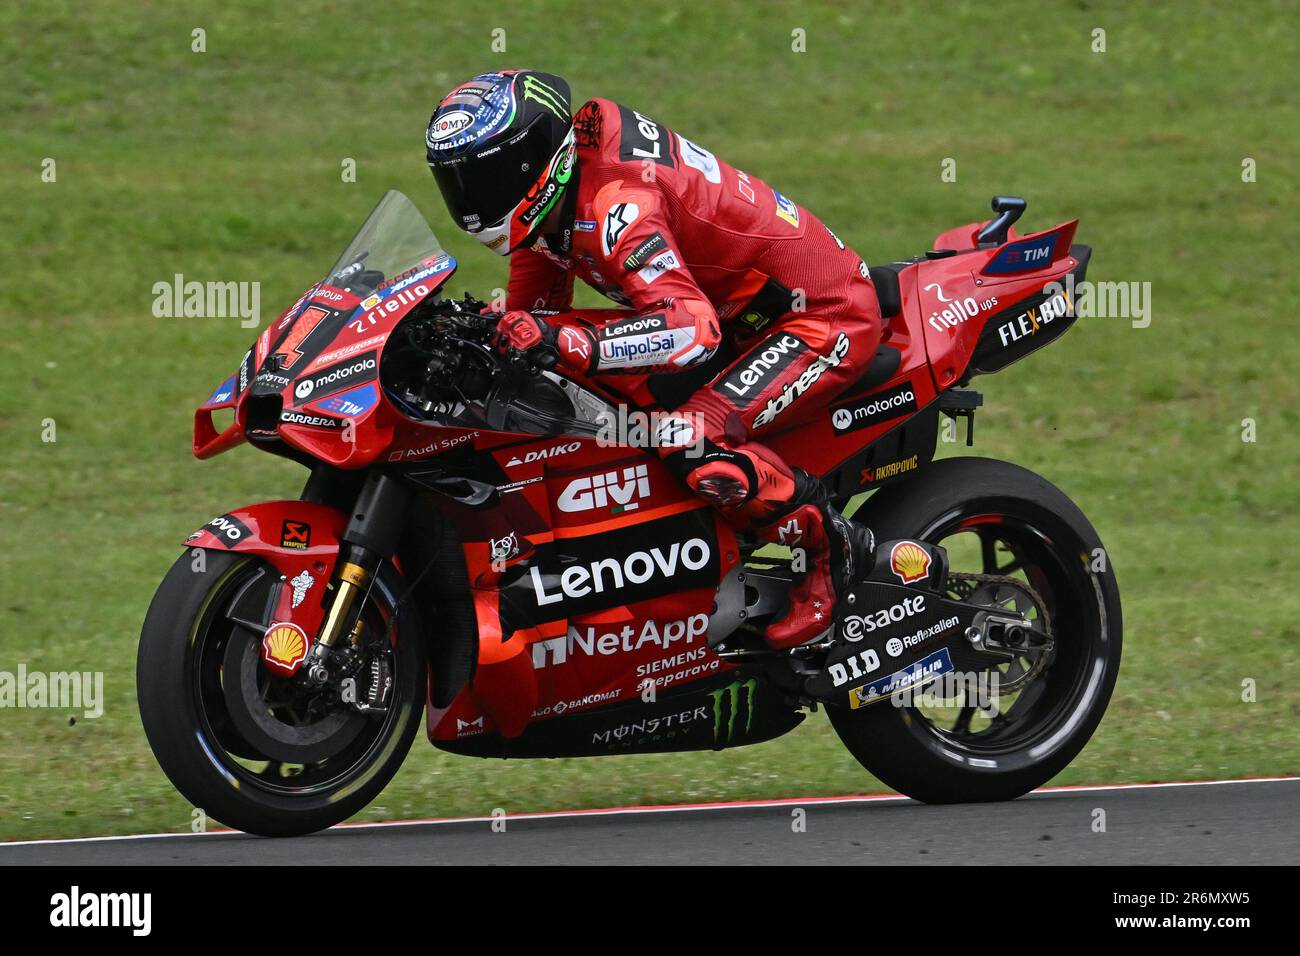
[137,551,425,836]
[832,457,1122,803]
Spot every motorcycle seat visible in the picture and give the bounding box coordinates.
[869,264,909,319]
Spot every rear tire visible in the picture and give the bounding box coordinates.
[137,551,425,836]
[831,457,1122,803]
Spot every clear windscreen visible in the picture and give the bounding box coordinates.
[325,190,447,288]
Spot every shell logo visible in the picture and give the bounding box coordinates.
[262,622,309,673]
[889,541,932,585]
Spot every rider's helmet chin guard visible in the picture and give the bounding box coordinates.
[426,70,573,256]
[468,128,576,255]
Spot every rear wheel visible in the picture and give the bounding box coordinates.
[832,457,1122,803]
[137,551,425,836]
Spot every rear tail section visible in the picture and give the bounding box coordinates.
[969,240,1091,374]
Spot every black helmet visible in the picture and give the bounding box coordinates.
[426,70,574,254]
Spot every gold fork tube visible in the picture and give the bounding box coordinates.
[315,562,371,649]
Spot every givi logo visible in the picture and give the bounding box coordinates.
[558,465,651,513]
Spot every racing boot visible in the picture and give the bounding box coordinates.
[757,470,875,649]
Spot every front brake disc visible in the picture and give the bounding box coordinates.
[221,628,368,764]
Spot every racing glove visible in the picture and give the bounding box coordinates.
[492,310,558,369]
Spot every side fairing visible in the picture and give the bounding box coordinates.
[425,438,740,742]
[760,285,939,486]
[917,221,1081,383]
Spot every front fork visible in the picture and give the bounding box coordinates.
[302,472,412,687]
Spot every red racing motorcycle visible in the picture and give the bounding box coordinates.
[138,191,1121,836]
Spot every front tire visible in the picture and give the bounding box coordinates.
[137,551,425,836]
[832,457,1122,803]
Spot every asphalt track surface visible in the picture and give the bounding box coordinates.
[2,778,1295,865]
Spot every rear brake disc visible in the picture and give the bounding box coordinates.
[948,572,1055,692]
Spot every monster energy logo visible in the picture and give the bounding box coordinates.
[707,678,757,745]
[522,75,568,119]
[555,139,575,183]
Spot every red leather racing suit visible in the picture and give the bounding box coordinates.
[508,98,882,526]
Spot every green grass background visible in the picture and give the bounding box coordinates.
[1,0,1297,839]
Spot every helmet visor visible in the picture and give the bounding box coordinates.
[430,116,557,232]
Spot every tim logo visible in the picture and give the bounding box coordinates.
[983,235,1057,275]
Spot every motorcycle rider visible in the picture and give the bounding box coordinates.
[425,70,880,648]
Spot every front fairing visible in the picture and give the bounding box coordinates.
[194,191,459,464]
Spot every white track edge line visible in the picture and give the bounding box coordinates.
[3,775,1296,848]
